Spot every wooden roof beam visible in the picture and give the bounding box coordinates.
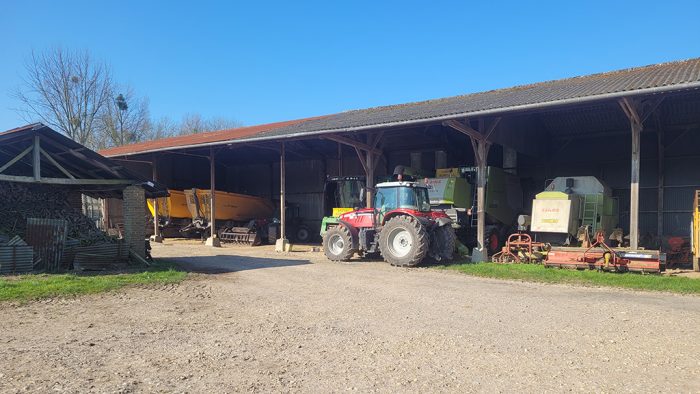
[322,134,382,156]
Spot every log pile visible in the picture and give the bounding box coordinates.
[0,183,113,245]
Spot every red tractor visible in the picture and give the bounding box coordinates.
[322,180,456,267]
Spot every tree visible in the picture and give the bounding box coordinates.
[97,87,150,148]
[14,48,112,146]
[144,116,177,141]
[178,113,242,135]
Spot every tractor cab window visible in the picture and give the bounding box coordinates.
[375,187,398,213]
[399,187,431,212]
[339,180,363,209]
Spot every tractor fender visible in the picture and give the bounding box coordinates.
[434,216,452,227]
[383,211,452,228]
[382,211,431,228]
[337,220,360,250]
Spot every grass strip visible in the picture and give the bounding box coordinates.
[440,262,700,294]
[0,261,187,302]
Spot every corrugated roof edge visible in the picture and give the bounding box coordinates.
[105,57,700,157]
[100,116,326,157]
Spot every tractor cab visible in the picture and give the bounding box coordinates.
[374,181,432,215]
[323,175,366,217]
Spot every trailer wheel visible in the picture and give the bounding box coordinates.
[294,224,312,244]
[487,230,501,256]
[379,215,429,267]
[429,224,456,262]
[323,225,356,261]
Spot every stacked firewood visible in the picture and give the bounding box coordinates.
[0,182,113,245]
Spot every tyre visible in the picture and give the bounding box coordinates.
[379,215,429,267]
[294,224,311,243]
[323,225,356,261]
[430,225,456,262]
[487,229,501,256]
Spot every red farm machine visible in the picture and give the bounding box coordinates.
[492,176,666,273]
[321,176,456,267]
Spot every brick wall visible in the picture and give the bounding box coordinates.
[122,185,145,258]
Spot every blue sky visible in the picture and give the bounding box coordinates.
[1,0,699,131]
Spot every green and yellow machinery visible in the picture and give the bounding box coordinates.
[530,176,618,245]
[426,166,523,254]
[320,176,366,236]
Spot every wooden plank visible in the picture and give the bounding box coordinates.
[40,147,75,179]
[0,144,33,174]
[443,119,484,141]
[322,134,382,156]
[33,135,41,181]
[354,147,368,175]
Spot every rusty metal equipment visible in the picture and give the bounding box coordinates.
[665,237,690,269]
[491,233,550,264]
[218,220,264,246]
[544,231,665,273]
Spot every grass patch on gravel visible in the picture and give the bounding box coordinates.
[440,263,700,294]
[0,261,186,302]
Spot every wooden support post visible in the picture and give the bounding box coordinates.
[619,98,643,250]
[33,134,41,181]
[656,115,665,239]
[338,142,343,176]
[443,118,499,262]
[473,140,491,262]
[366,150,374,208]
[150,157,163,243]
[630,121,641,250]
[618,97,663,250]
[205,148,220,247]
[276,142,289,252]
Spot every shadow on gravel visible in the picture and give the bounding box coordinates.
[160,255,311,274]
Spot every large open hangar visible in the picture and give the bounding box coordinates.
[101,59,700,267]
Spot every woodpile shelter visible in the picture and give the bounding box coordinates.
[0,124,166,272]
[101,58,700,270]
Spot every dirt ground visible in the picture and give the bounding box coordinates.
[1,240,699,393]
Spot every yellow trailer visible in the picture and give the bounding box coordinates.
[183,189,275,221]
[147,190,191,219]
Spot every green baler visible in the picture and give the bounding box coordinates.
[427,166,523,253]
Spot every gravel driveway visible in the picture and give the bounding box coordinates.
[1,241,699,393]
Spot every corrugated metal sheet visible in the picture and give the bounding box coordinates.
[25,218,68,273]
[100,58,700,157]
[99,117,323,157]
[663,186,696,211]
[0,246,34,274]
[663,213,692,236]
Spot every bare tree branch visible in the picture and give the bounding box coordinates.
[13,48,112,147]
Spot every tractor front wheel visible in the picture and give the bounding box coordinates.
[323,225,356,261]
[379,215,429,267]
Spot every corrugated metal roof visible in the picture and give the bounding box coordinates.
[99,117,324,157]
[98,57,700,156]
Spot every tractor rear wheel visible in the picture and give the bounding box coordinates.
[430,225,456,262]
[379,215,429,267]
[323,225,356,261]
